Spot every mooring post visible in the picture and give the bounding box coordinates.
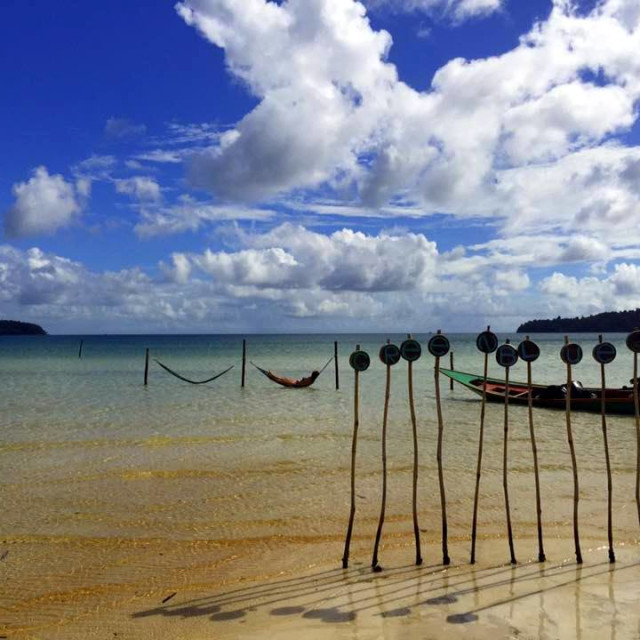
[78,339,83,359]
[144,348,150,386]
[449,351,454,390]
[242,339,247,388]
[334,341,340,390]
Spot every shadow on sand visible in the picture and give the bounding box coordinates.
[132,557,639,631]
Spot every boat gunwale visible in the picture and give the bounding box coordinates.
[439,367,635,413]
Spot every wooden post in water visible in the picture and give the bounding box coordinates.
[625,329,640,542]
[241,339,247,388]
[496,340,518,565]
[428,330,451,565]
[144,348,150,386]
[401,334,423,566]
[561,336,583,565]
[372,339,401,572]
[518,336,545,562]
[471,326,498,564]
[342,345,370,568]
[594,335,617,563]
[78,339,83,359]
[334,341,340,390]
[449,351,454,390]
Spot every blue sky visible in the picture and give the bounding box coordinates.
[2,0,640,333]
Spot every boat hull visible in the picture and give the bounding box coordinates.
[440,368,636,416]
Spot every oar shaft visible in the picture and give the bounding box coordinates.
[342,369,359,568]
[566,360,582,564]
[527,361,545,562]
[408,361,422,565]
[634,354,640,534]
[372,364,391,570]
[600,361,615,563]
[503,366,516,564]
[471,352,489,564]
[434,355,450,565]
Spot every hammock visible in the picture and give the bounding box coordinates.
[250,356,333,388]
[154,359,234,385]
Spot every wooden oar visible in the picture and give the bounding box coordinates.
[342,345,370,569]
[496,340,518,565]
[561,336,583,565]
[471,327,498,564]
[400,335,423,566]
[517,337,545,562]
[593,335,617,563]
[428,330,451,566]
[372,340,401,572]
[625,329,640,542]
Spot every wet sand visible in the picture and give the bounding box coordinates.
[2,534,640,639]
[2,403,640,639]
[2,334,640,638]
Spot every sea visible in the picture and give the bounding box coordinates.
[1,332,640,636]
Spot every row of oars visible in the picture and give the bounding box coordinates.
[342,332,452,571]
[470,330,628,567]
[343,329,640,571]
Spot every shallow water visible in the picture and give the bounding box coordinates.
[1,332,640,637]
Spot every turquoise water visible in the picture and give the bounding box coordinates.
[1,332,636,441]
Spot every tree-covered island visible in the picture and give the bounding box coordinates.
[517,309,640,333]
[0,320,47,335]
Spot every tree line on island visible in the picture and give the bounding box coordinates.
[517,308,640,333]
[0,320,47,335]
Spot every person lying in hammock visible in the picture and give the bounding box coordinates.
[265,369,320,388]
[251,357,331,388]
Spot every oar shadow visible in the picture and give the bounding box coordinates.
[445,561,640,626]
[131,558,591,627]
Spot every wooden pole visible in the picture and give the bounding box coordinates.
[634,348,640,538]
[241,339,247,388]
[565,335,582,564]
[526,336,545,563]
[407,335,422,566]
[449,351,454,390]
[503,346,516,564]
[78,339,83,359]
[471,326,491,564]
[434,334,450,565]
[335,341,340,390]
[598,335,615,563]
[144,348,150,386]
[342,345,360,569]
[372,348,392,572]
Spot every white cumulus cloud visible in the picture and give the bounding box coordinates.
[115,176,162,201]
[3,167,84,238]
[175,0,640,250]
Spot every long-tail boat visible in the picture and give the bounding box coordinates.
[441,368,635,415]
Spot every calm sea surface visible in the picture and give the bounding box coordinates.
[2,332,640,635]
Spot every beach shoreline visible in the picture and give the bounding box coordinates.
[2,533,639,639]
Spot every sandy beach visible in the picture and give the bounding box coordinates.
[3,531,640,638]
[2,334,640,638]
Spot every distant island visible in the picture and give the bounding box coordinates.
[0,320,47,335]
[517,309,640,333]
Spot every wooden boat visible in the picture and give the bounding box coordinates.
[440,368,636,415]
